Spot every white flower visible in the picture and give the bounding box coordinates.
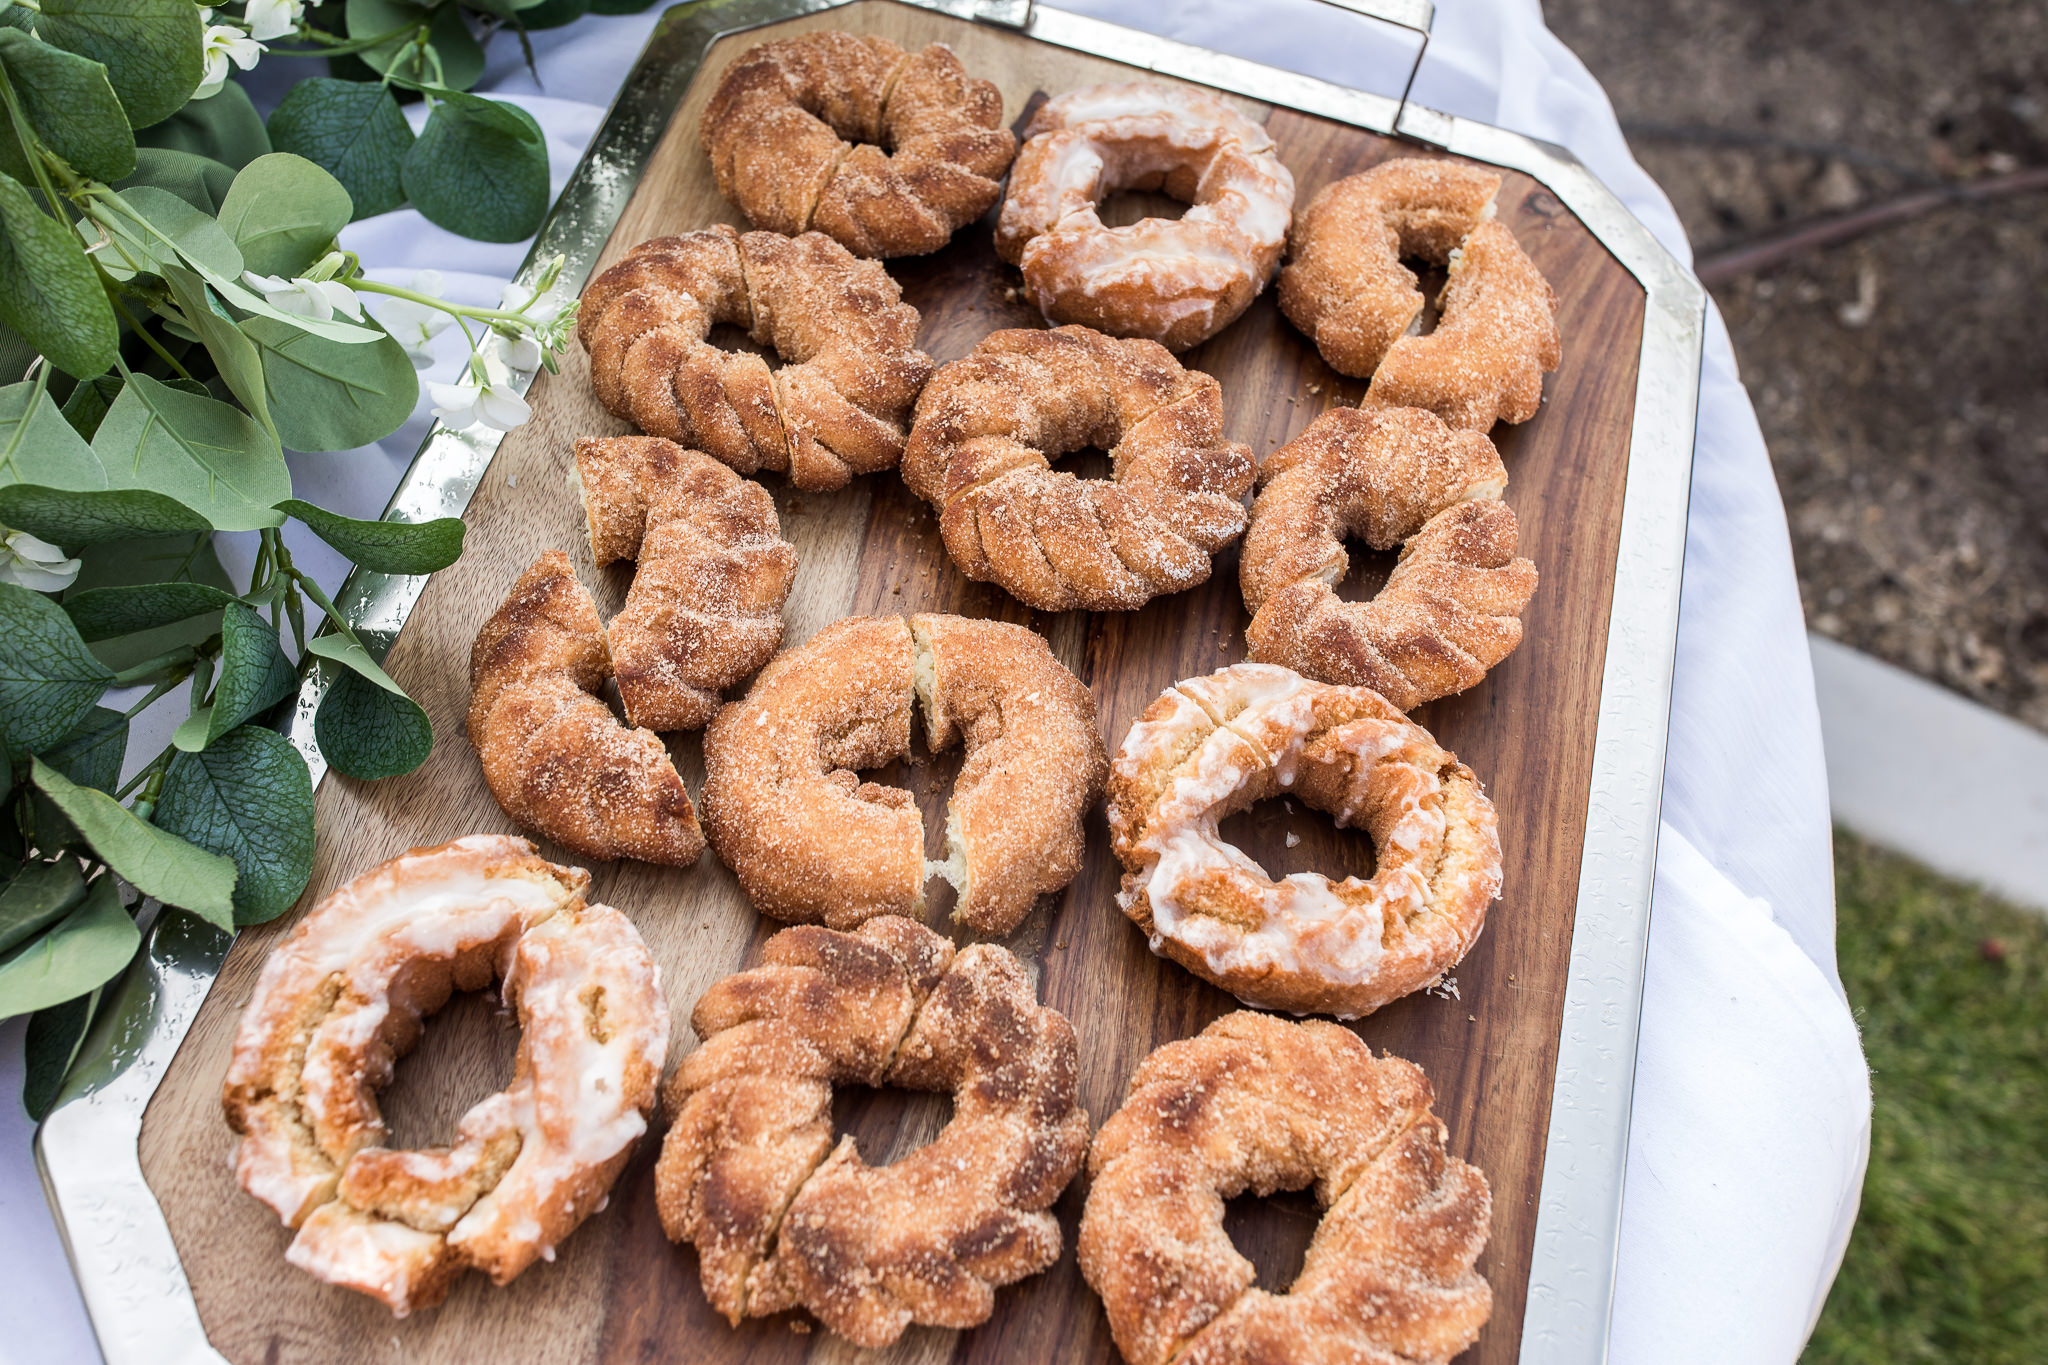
[242,271,364,323]
[375,270,455,369]
[500,281,565,327]
[194,23,263,99]
[489,328,544,373]
[0,531,81,593]
[429,352,532,433]
[242,0,300,41]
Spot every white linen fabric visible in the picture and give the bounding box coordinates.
[0,3,1870,1362]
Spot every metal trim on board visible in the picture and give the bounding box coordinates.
[35,3,1706,1362]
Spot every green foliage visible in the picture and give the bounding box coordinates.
[62,580,234,641]
[309,633,432,779]
[95,185,246,281]
[1803,833,2048,1364]
[117,147,236,213]
[217,153,352,278]
[137,79,270,171]
[0,583,114,755]
[22,986,101,1119]
[0,174,119,381]
[26,704,125,848]
[31,757,236,929]
[91,374,287,531]
[0,377,103,490]
[0,873,136,1020]
[279,499,463,574]
[266,78,414,220]
[0,28,136,184]
[35,0,204,130]
[348,0,484,91]
[246,317,419,452]
[0,484,213,546]
[63,533,232,670]
[0,860,86,954]
[402,91,549,243]
[160,265,273,440]
[154,725,313,923]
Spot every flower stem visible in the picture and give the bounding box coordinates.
[110,645,199,688]
[110,296,196,382]
[348,277,537,326]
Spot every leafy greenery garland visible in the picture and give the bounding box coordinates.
[0,0,641,1117]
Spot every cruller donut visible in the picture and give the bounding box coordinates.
[1081,1011,1492,1365]
[699,30,1016,258]
[700,613,1107,934]
[656,915,1089,1347]
[1241,405,1538,710]
[901,324,1255,611]
[222,835,670,1316]
[578,225,932,491]
[1280,157,1561,431]
[996,81,1296,352]
[1108,663,1502,1019]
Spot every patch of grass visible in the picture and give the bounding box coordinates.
[1804,831,2048,1364]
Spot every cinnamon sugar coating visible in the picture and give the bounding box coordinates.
[699,31,1016,258]
[1081,1012,1492,1365]
[572,436,797,731]
[222,836,670,1316]
[577,225,932,491]
[699,613,1105,934]
[1280,157,1561,431]
[656,916,1089,1347]
[995,82,1296,351]
[901,325,1255,611]
[467,551,705,866]
[1241,406,1538,710]
[1106,663,1501,1019]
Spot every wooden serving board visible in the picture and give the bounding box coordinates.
[136,5,1645,1361]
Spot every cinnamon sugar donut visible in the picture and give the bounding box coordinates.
[1081,1011,1491,1365]
[571,436,797,731]
[656,916,1088,1347]
[699,613,1106,934]
[223,835,670,1315]
[901,325,1255,611]
[468,551,705,866]
[699,31,1015,258]
[1107,663,1502,1019]
[577,226,931,491]
[996,82,1296,351]
[1241,406,1538,710]
[1280,158,1561,430]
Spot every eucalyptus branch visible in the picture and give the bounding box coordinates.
[110,295,197,381]
[114,749,169,803]
[109,644,200,688]
[0,65,67,216]
[121,671,191,721]
[263,19,424,57]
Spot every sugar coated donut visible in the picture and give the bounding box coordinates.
[1280,157,1561,430]
[571,436,797,732]
[1107,663,1501,1019]
[699,31,1016,257]
[656,915,1089,1346]
[1241,406,1538,709]
[996,82,1296,351]
[901,325,1255,611]
[578,226,932,491]
[222,835,670,1316]
[700,613,1106,934]
[1081,1011,1491,1365]
[468,551,705,866]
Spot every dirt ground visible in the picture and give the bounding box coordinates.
[1543,0,2048,730]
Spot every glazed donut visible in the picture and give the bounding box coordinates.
[656,915,1089,1347]
[468,551,705,866]
[699,613,1106,934]
[577,225,931,491]
[995,82,1295,351]
[222,835,670,1316]
[1107,663,1501,1019]
[571,436,797,731]
[1280,157,1561,430]
[1240,406,1538,709]
[901,325,1255,611]
[1081,1011,1491,1365]
[699,31,1015,258]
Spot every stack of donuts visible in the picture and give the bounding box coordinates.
[227,28,1575,1362]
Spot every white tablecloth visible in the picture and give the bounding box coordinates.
[0,3,1872,1361]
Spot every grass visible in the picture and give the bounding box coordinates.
[1803,831,2048,1364]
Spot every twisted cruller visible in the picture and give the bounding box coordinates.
[578,226,931,491]
[699,30,1016,258]
[1241,405,1537,711]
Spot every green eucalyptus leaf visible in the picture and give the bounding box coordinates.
[170,704,209,751]
[136,78,269,170]
[116,148,237,214]
[30,757,236,927]
[0,172,120,381]
[0,28,136,183]
[0,860,87,955]
[266,78,414,221]
[58,374,124,442]
[154,725,313,924]
[91,373,288,531]
[0,582,113,755]
[36,0,205,130]
[0,377,104,490]
[400,93,548,244]
[27,704,126,851]
[245,317,418,452]
[91,185,244,281]
[62,580,235,640]
[159,264,272,441]
[348,0,484,91]
[309,633,431,779]
[206,600,296,741]
[277,498,462,574]
[22,986,100,1119]
[0,319,34,384]
[0,4,34,30]
[509,0,589,30]
[0,874,136,1020]
[0,484,212,546]
[218,153,354,278]
[64,532,232,671]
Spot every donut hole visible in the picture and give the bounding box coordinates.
[705,321,775,363]
[1097,186,1189,228]
[1222,1184,1321,1293]
[829,1081,955,1167]
[1328,541,1399,605]
[379,987,520,1152]
[1217,794,1380,883]
[1405,260,1451,337]
[1048,444,1115,484]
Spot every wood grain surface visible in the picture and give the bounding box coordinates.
[135,5,1646,1362]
